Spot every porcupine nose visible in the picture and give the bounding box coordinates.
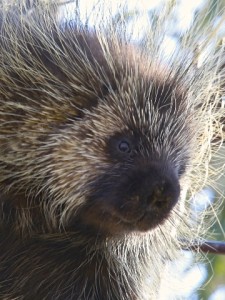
[140,164,180,212]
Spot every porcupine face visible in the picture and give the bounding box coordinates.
[0,16,191,237]
[84,133,181,235]
[51,62,191,237]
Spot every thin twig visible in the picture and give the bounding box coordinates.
[182,240,225,255]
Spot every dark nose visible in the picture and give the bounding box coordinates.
[139,163,180,212]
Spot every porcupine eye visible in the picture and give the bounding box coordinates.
[118,141,131,153]
[107,135,134,159]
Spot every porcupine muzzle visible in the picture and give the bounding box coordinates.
[83,162,180,234]
[113,162,181,231]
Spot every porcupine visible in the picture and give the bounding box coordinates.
[0,0,224,299]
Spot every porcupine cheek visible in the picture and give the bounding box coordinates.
[81,163,180,235]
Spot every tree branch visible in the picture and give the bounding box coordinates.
[183,240,225,255]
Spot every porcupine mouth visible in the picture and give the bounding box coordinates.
[91,202,175,236]
[69,204,173,238]
[116,209,172,232]
[74,185,178,237]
